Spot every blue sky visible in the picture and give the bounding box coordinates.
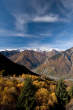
[0,0,73,50]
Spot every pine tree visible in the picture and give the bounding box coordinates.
[56,79,69,105]
[17,77,36,110]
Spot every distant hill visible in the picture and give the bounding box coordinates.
[1,49,60,70]
[0,53,37,76]
[34,47,73,79]
[1,50,19,57]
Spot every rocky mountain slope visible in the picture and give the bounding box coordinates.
[34,47,73,78]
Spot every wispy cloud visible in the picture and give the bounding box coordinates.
[27,41,61,51]
[57,0,73,22]
[27,36,73,51]
[0,28,54,39]
[12,13,69,35]
[4,0,72,34]
[12,13,29,32]
[1,0,73,50]
[55,39,73,50]
[0,29,37,38]
[40,33,52,37]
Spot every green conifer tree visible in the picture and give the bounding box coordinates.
[56,79,69,105]
[17,77,36,110]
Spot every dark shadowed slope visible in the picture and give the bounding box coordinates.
[0,53,37,76]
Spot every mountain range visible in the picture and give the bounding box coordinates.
[1,49,59,69]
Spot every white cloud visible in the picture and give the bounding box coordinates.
[13,13,69,26]
[33,15,60,22]
[12,12,67,36]
[33,14,70,23]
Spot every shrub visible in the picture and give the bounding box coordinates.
[68,86,73,98]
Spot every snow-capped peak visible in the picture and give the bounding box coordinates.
[0,48,61,52]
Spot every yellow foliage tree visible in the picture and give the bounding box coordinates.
[48,92,57,106]
[1,86,17,105]
[35,88,49,106]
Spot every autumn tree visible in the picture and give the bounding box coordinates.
[35,88,49,107]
